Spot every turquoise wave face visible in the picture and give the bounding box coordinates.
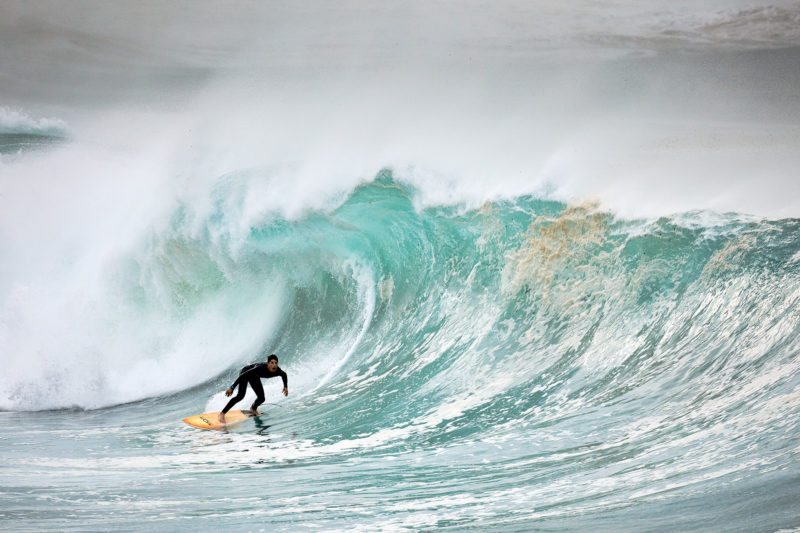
[3,170,800,530]
[120,169,800,447]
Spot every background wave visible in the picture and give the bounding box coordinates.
[0,107,69,155]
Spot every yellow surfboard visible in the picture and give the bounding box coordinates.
[182,409,255,430]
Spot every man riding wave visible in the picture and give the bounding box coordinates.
[219,354,288,423]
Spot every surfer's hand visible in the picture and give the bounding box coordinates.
[282,387,288,397]
[225,388,233,397]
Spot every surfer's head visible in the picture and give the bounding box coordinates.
[267,354,279,371]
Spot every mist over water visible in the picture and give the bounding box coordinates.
[1,2,800,531]
[2,0,800,216]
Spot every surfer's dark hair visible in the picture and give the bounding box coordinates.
[267,354,278,363]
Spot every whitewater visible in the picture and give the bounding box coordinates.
[2,1,800,531]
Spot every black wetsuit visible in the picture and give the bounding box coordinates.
[221,363,288,414]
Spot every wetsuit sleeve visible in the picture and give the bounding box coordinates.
[279,369,288,389]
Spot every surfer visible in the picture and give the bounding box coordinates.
[219,354,288,423]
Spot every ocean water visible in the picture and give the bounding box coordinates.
[2,2,800,532]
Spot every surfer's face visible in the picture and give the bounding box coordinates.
[267,359,278,372]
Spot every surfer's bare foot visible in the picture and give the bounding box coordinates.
[218,412,225,423]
